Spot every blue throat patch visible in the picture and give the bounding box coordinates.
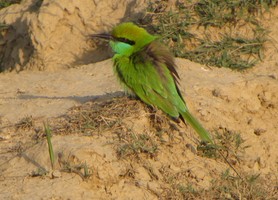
[110,41,133,56]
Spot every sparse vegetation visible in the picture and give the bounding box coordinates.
[116,132,158,158]
[161,168,277,199]
[62,97,145,135]
[206,170,277,199]
[58,152,92,180]
[2,95,276,199]
[0,22,9,73]
[29,123,92,179]
[57,96,277,198]
[0,0,20,9]
[139,0,277,70]
[30,167,48,177]
[197,128,248,161]
[15,116,34,130]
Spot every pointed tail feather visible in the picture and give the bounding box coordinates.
[181,111,214,144]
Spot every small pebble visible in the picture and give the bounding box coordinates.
[52,170,62,178]
[254,128,266,136]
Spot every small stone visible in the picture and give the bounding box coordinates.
[147,182,163,195]
[254,128,266,136]
[52,170,62,178]
[268,74,277,79]
[185,143,197,154]
[212,89,221,97]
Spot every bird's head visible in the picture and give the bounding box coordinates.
[91,22,156,56]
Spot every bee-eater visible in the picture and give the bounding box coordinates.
[91,22,213,144]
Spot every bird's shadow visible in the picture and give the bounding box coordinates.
[17,91,126,104]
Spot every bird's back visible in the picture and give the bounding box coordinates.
[113,40,187,119]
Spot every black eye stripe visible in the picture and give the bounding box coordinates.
[115,37,135,45]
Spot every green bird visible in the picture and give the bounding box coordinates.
[92,22,213,144]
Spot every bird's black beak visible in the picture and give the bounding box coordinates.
[89,33,113,40]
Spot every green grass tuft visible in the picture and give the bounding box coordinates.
[0,0,21,9]
[44,122,55,170]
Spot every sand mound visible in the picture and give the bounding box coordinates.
[0,0,147,71]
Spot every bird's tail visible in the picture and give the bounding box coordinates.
[181,111,214,144]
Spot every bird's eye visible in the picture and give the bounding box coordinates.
[115,37,135,45]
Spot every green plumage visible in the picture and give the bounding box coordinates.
[93,22,213,144]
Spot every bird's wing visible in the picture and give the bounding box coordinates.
[114,42,186,118]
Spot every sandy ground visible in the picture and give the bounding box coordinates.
[0,0,278,199]
[0,58,277,199]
